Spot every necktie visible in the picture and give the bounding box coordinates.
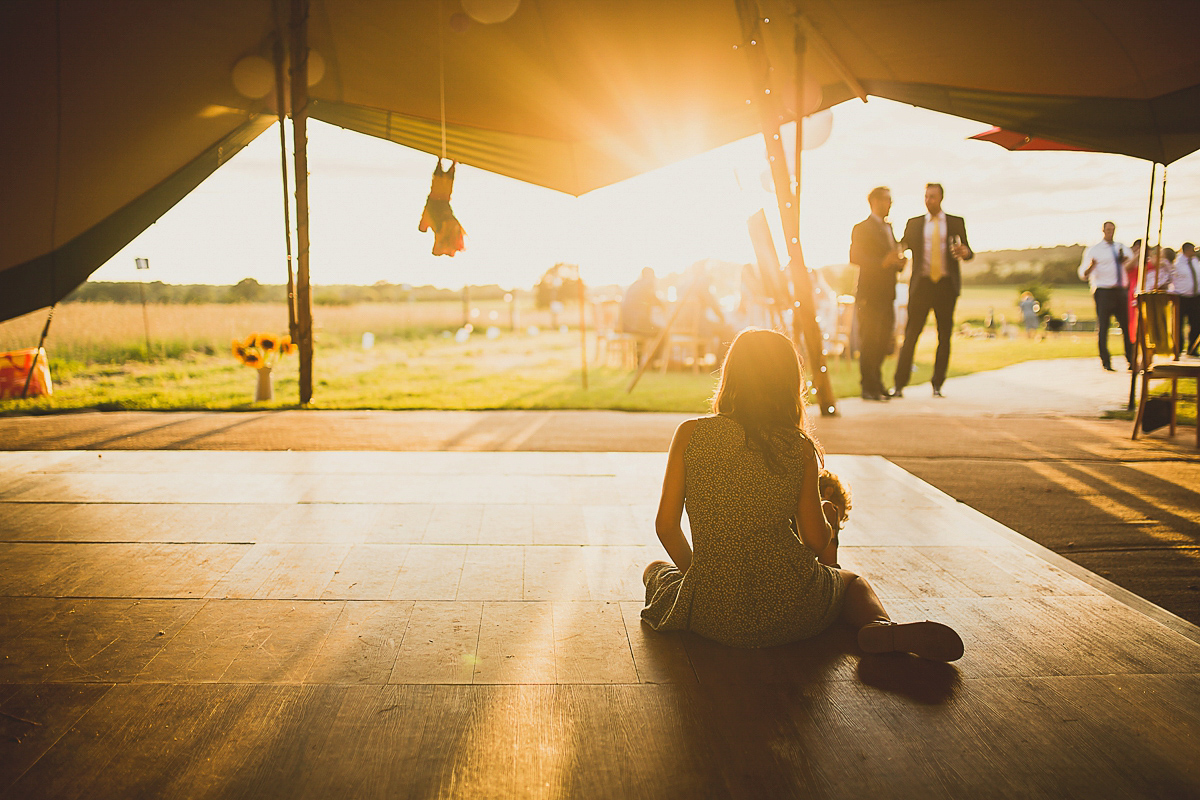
[1110,244,1124,288]
[929,218,944,282]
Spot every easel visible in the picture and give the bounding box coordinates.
[746,209,790,330]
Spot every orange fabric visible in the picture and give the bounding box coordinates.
[417,161,467,257]
[0,348,53,398]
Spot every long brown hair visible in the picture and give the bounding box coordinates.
[711,328,820,474]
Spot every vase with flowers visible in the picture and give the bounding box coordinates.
[232,332,296,402]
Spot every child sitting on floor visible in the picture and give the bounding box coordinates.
[641,328,963,661]
[818,468,851,568]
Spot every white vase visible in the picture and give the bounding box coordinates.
[255,366,273,402]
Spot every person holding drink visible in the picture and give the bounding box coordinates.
[892,183,973,398]
[849,186,907,401]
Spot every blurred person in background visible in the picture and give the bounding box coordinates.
[849,186,906,401]
[892,183,973,398]
[1080,222,1133,372]
[1172,242,1200,355]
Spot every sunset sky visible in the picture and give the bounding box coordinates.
[93,97,1200,290]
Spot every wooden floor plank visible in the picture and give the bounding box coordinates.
[533,505,588,545]
[523,546,592,601]
[619,602,697,684]
[839,545,984,599]
[134,600,344,683]
[423,504,484,545]
[258,504,383,544]
[305,601,413,685]
[0,683,113,789]
[388,601,481,684]
[319,544,409,600]
[388,545,467,600]
[456,545,525,602]
[0,598,202,683]
[364,504,433,543]
[552,602,638,684]
[474,602,557,684]
[257,544,353,600]
[583,545,651,601]
[290,685,434,800]
[480,504,534,545]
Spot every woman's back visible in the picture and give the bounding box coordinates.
[641,415,844,648]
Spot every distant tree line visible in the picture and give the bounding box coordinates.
[962,258,1085,287]
[65,279,523,305]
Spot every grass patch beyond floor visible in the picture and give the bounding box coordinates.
[1,328,1137,415]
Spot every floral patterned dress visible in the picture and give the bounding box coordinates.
[641,415,844,648]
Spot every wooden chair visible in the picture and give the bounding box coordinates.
[1131,292,1200,446]
[659,297,709,374]
[591,300,639,369]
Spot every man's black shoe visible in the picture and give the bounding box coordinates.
[861,391,888,401]
[1103,364,1116,372]
[888,388,903,399]
[932,387,945,398]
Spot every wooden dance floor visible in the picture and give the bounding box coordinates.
[1,450,1198,798]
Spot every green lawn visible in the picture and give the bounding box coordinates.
[2,327,1140,415]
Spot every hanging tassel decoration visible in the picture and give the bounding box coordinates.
[418,159,466,257]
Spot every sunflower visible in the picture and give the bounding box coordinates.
[279,334,296,355]
[257,333,279,352]
[232,340,249,362]
[242,351,263,368]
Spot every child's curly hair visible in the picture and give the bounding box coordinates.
[818,469,851,525]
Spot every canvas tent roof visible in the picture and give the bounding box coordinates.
[3,0,1199,323]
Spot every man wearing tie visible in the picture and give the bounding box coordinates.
[1172,241,1200,356]
[849,186,906,400]
[1078,221,1133,371]
[892,183,973,398]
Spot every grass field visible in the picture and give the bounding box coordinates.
[1,285,1189,417]
[954,284,1095,325]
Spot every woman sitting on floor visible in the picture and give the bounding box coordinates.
[641,328,964,661]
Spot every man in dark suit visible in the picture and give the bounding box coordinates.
[850,186,906,400]
[893,183,973,398]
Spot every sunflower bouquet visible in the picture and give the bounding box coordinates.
[232,332,296,401]
[232,332,296,369]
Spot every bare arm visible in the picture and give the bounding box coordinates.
[795,441,833,554]
[655,419,697,572]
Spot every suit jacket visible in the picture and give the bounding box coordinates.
[901,213,973,296]
[850,215,899,304]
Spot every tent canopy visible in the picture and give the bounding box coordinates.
[3,0,1199,322]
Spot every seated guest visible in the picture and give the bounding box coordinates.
[620,267,663,337]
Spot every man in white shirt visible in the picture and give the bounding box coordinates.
[1079,221,1133,371]
[892,183,972,398]
[1173,241,1200,355]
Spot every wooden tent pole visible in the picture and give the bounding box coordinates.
[733,0,837,415]
[272,4,297,342]
[1154,166,1168,289]
[789,17,837,416]
[1130,162,1157,409]
[290,0,313,404]
[578,276,588,390]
